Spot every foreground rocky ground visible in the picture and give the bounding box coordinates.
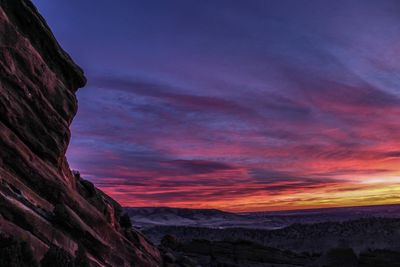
[157,234,400,267]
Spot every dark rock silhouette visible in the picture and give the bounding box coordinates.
[159,236,318,267]
[318,248,358,267]
[0,0,161,266]
[40,246,75,267]
[0,233,38,267]
[358,250,400,267]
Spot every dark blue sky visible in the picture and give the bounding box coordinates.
[33,0,400,211]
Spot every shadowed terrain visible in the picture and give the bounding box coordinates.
[128,205,400,267]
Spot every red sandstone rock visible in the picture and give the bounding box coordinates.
[0,1,162,266]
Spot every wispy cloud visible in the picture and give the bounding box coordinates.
[31,0,399,211]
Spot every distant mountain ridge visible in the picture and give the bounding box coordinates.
[125,204,400,230]
[125,207,244,228]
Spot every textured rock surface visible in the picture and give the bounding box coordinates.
[0,0,161,266]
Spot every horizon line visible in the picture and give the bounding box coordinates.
[123,202,400,214]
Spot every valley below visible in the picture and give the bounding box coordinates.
[126,205,400,267]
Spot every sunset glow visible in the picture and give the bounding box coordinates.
[34,0,400,212]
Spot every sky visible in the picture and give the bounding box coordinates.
[33,0,400,212]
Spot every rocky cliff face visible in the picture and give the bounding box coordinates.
[0,0,161,266]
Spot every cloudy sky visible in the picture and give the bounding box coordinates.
[33,0,400,211]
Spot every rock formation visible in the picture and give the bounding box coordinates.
[0,0,161,266]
